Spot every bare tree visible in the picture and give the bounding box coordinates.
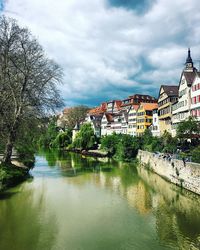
[58,106,89,130]
[0,16,63,164]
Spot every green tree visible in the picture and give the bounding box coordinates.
[191,146,200,163]
[115,135,139,161]
[73,123,97,150]
[177,116,200,142]
[100,133,121,155]
[0,16,63,164]
[52,130,72,148]
[39,118,58,148]
[161,131,178,153]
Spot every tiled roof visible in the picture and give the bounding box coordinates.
[140,102,158,111]
[129,94,156,100]
[115,100,122,110]
[131,104,139,111]
[183,71,197,86]
[161,85,179,96]
[105,113,114,122]
[88,106,106,115]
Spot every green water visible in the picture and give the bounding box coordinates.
[0,150,200,250]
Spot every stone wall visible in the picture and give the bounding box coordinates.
[137,150,200,195]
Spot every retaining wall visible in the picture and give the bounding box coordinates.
[137,150,200,195]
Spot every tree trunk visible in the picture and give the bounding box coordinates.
[2,130,16,164]
[2,116,19,165]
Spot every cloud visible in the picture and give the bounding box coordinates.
[2,0,200,107]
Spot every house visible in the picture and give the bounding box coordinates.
[129,94,157,104]
[120,94,157,111]
[136,103,158,136]
[101,113,113,136]
[158,85,178,135]
[85,114,103,137]
[106,100,122,113]
[190,72,200,121]
[172,49,198,135]
[127,105,139,136]
[149,108,160,137]
[88,102,107,115]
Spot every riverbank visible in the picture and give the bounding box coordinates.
[137,150,200,195]
[0,163,30,192]
[65,148,109,157]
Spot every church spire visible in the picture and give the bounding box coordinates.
[185,48,194,71]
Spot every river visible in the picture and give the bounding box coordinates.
[0,150,200,250]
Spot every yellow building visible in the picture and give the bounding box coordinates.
[158,85,178,135]
[136,103,158,135]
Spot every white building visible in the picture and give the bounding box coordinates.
[149,108,160,136]
[191,72,200,120]
[172,49,198,135]
[85,114,103,137]
[101,113,113,136]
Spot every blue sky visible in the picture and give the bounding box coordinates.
[0,0,4,11]
[1,0,200,107]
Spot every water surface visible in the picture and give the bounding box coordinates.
[0,150,200,250]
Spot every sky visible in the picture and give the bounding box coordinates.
[1,0,200,107]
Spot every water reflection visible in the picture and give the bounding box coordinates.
[38,150,200,249]
[0,182,58,250]
[0,150,199,250]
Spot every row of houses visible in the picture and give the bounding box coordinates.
[71,49,200,138]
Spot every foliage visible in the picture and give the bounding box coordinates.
[100,129,179,161]
[73,123,97,150]
[0,164,29,191]
[101,134,142,161]
[39,118,58,148]
[177,116,200,140]
[115,135,139,161]
[52,131,72,148]
[100,133,121,155]
[191,146,200,163]
[0,16,63,164]
[161,131,178,153]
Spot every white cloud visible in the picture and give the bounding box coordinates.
[3,0,200,106]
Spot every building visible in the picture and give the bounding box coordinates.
[127,105,139,136]
[136,103,158,136]
[149,108,160,137]
[120,94,157,111]
[101,113,113,136]
[85,114,103,137]
[106,100,122,113]
[158,85,178,135]
[129,94,157,104]
[172,49,198,135]
[190,72,200,121]
[88,102,107,115]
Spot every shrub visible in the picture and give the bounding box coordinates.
[73,123,97,150]
[115,135,139,161]
[191,146,200,163]
[101,133,121,155]
[52,131,72,148]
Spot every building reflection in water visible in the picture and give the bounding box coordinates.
[40,150,200,250]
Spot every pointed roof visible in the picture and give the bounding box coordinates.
[140,102,158,111]
[182,71,196,86]
[159,85,179,97]
[186,48,193,64]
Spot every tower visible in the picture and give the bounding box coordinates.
[185,48,194,72]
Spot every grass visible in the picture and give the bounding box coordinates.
[0,163,30,192]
